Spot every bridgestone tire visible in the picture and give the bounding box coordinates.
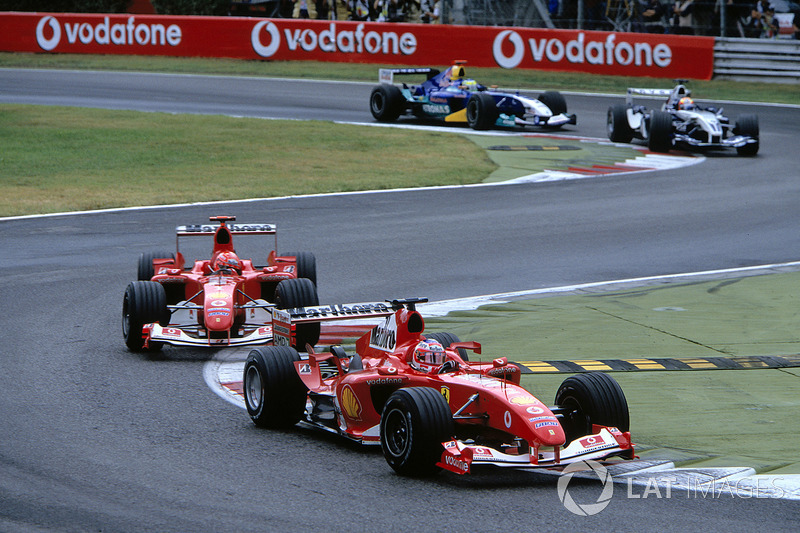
[466,93,498,130]
[370,84,404,122]
[554,372,630,445]
[274,278,320,349]
[538,91,568,115]
[380,387,454,476]
[122,281,169,352]
[284,251,317,286]
[243,346,307,428]
[734,114,759,156]
[424,332,468,362]
[137,250,175,281]
[607,104,634,143]
[647,111,673,153]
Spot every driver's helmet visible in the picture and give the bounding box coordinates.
[678,97,696,110]
[461,79,478,91]
[410,339,447,373]
[213,251,241,273]
[450,65,466,80]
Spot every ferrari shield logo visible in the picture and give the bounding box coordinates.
[440,386,450,404]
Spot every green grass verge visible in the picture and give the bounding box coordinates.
[3,52,799,105]
[0,105,494,216]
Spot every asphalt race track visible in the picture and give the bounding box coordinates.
[1,69,799,531]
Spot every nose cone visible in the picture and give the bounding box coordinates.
[205,287,235,331]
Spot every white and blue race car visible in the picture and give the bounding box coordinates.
[607,83,759,156]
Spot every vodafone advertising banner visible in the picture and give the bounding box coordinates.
[0,12,714,80]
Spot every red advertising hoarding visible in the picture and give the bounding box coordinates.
[0,12,715,80]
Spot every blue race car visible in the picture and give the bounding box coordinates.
[369,61,577,131]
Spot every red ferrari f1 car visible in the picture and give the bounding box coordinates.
[122,216,319,351]
[244,298,634,476]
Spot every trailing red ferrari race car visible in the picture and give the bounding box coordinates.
[244,298,634,476]
[122,216,319,351]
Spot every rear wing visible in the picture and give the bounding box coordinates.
[174,222,278,257]
[271,298,428,346]
[626,85,690,106]
[379,67,440,85]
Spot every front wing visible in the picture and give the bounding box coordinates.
[438,427,634,475]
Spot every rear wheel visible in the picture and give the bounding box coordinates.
[244,346,307,428]
[137,250,174,281]
[538,91,567,115]
[734,114,759,156]
[554,372,630,445]
[607,105,634,143]
[370,85,404,122]
[647,111,673,153]
[274,278,320,349]
[122,281,169,352]
[380,387,453,476]
[466,93,498,130]
[424,332,468,362]
[284,251,317,286]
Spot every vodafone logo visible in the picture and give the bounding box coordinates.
[251,21,417,59]
[35,15,182,52]
[493,30,671,70]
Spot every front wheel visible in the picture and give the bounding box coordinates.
[244,346,307,428]
[647,111,673,153]
[122,281,169,352]
[554,372,629,445]
[538,91,567,116]
[466,93,498,130]
[274,278,320,349]
[607,105,634,143]
[380,387,454,476]
[734,114,759,156]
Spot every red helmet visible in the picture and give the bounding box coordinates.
[411,339,447,373]
[213,251,241,273]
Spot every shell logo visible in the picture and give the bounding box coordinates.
[340,385,362,421]
[510,395,537,406]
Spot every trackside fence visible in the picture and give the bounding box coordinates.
[713,38,800,84]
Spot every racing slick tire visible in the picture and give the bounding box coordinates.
[274,278,320,349]
[137,250,175,281]
[284,251,317,286]
[380,387,454,476]
[538,91,568,116]
[122,281,169,352]
[607,104,634,143]
[424,332,469,362]
[244,346,307,428]
[370,84,404,122]
[734,114,759,156]
[466,93,498,131]
[554,372,629,445]
[647,111,673,153]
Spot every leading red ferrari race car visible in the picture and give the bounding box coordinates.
[244,298,634,476]
[122,216,319,351]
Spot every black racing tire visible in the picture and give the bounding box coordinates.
[538,90,568,115]
[466,93,498,130]
[370,84,404,122]
[380,387,454,476]
[554,372,630,445]
[734,114,759,156]
[137,250,175,281]
[122,281,169,352]
[647,111,673,153]
[423,332,469,362]
[243,346,307,428]
[607,104,634,143]
[274,278,320,349]
[284,251,317,286]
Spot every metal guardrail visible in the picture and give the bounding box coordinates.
[713,38,800,84]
